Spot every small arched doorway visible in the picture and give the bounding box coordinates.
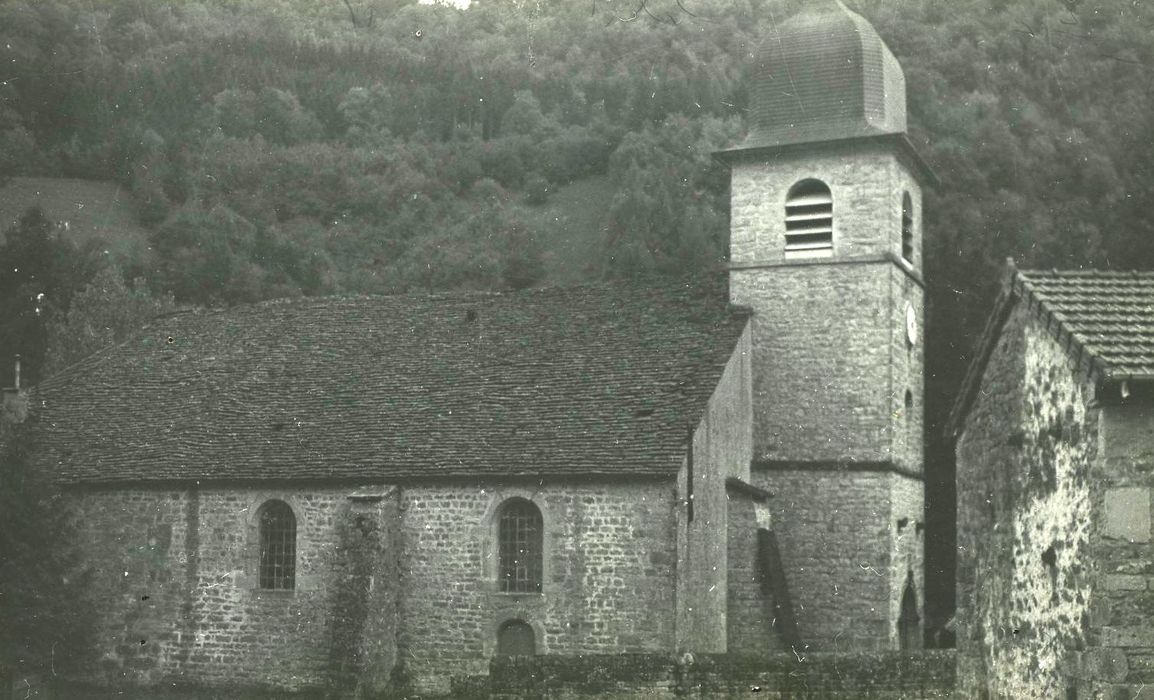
[898,574,921,650]
[496,619,536,656]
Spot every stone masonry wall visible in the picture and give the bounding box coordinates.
[397,480,679,695]
[750,468,897,650]
[732,263,893,462]
[73,479,683,696]
[1077,399,1154,698]
[677,325,753,654]
[729,143,925,464]
[727,135,926,658]
[890,265,925,473]
[729,145,923,267]
[955,306,1027,696]
[889,474,926,647]
[726,490,779,655]
[70,485,400,693]
[956,307,1097,699]
[488,651,957,699]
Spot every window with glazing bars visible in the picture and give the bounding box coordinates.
[259,500,296,590]
[498,499,542,593]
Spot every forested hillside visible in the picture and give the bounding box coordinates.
[2,0,1152,625]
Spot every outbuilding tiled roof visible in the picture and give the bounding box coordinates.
[947,264,1154,437]
[1016,269,1154,380]
[33,284,749,485]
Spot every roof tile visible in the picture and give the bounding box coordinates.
[1017,269,1154,379]
[32,284,750,484]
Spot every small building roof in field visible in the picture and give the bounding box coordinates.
[948,263,1154,437]
[33,284,749,485]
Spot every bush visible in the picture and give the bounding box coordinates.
[0,426,98,684]
[523,173,550,205]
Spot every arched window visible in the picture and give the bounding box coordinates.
[904,390,914,448]
[901,192,914,264]
[258,500,296,590]
[898,574,920,650]
[785,179,833,257]
[498,498,543,593]
[496,619,536,656]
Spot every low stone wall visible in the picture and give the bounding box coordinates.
[489,651,957,698]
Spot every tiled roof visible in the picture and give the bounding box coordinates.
[32,284,750,484]
[1016,269,1154,379]
[947,263,1154,437]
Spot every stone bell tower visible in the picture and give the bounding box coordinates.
[716,0,935,651]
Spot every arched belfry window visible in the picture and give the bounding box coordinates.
[785,179,833,257]
[901,192,914,264]
[258,500,296,590]
[498,498,543,593]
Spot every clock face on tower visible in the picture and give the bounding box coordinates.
[905,301,918,346]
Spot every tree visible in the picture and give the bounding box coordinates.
[501,221,547,291]
[0,207,99,387]
[0,424,97,689]
[43,267,177,376]
[602,114,739,278]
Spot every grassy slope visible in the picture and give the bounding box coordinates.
[0,177,151,256]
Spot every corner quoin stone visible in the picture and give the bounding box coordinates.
[1104,487,1151,543]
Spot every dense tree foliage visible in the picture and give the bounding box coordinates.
[0,208,103,386]
[1,0,1152,633]
[0,424,98,687]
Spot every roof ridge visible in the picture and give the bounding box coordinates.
[1019,268,1154,278]
[948,261,1154,439]
[178,280,735,315]
[1014,266,1154,383]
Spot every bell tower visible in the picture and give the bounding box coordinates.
[717,0,934,650]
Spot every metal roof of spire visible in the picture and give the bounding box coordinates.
[745,0,907,149]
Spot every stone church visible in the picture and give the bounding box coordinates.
[8,1,934,695]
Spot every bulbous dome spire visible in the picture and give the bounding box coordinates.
[747,0,906,148]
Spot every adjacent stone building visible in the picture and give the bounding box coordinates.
[6,0,939,695]
[950,265,1154,698]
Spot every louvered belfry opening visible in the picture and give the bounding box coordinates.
[901,192,914,263]
[498,498,543,593]
[785,179,833,257]
[259,500,297,590]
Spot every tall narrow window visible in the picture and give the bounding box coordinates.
[898,574,921,650]
[259,500,296,590]
[498,498,543,593]
[785,179,833,257]
[901,192,914,264]
[905,390,914,448]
